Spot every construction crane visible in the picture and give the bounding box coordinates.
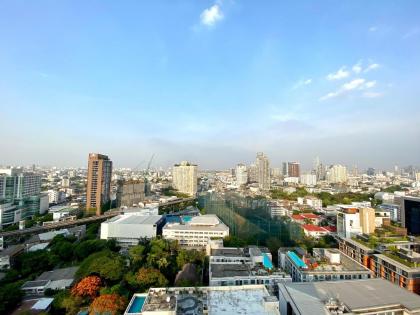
[144,154,155,196]
[133,160,146,171]
[146,154,155,174]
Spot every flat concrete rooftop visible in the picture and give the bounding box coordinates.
[108,214,162,225]
[280,279,420,314]
[211,263,250,278]
[211,248,245,257]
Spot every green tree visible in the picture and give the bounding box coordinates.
[85,223,100,239]
[76,251,125,283]
[176,250,205,269]
[50,239,74,261]
[130,268,168,292]
[146,239,171,269]
[18,250,57,277]
[223,236,247,247]
[128,245,146,267]
[60,294,83,315]
[74,239,108,261]
[0,282,24,314]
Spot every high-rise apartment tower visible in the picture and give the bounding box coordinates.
[172,161,198,196]
[86,153,112,215]
[256,152,270,190]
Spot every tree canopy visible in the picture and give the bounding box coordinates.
[76,251,125,283]
[89,294,127,315]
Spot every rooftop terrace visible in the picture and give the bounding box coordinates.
[286,248,370,273]
[125,285,280,315]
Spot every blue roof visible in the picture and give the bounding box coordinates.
[262,252,273,270]
[287,251,308,269]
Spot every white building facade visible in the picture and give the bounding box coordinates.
[327,165,348,184]
[163,215,229,247]
[299,174,317,186]
[172,161,198,196]
[100,215,164,247]
[235,164,248,186]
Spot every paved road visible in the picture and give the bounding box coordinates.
[0,210,122,238]
[0,197,196,238]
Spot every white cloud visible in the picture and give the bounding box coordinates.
[364,80,377,89]
[293,78,312,89]
[364,63,380,72]
[352,62,362,74]
[363,91,383,98]
[200,4,224,27]
[320,78,373,101]
[319,91,340,101]
[342,78,366,91]
[326,67,350,80]
[369,26,378,32]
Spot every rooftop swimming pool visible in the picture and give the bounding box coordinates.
[127,295,146,314]
[165,216,181,223]
[262,253,273,270]
[182,215,193,222]
[287,251,308,269]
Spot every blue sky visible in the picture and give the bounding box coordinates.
[0,0,419,170]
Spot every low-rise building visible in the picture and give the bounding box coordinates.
[297,196,323,210]
[278,279,420,315]
[162,215,229,248]
[124,285,280,315]
[301,224,336,238]
[268,201,289,218]
[48,205,77,222]
[26,225,86,248]
[21,266,78,296]
[0,244,25,269]
[338,237,375,268]
[291,213,321,225]
[339,235,420,294]
[209,246,291,287]
[100,215,164,247]
[278,247,372,282]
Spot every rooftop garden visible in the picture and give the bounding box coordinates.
[383,252,417,268]
[351,234,409,249]
[351,236,378,249]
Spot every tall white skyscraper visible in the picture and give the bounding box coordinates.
[256,152,270,190]
[327,165,348,184]
[236,164,248,186]
[172,161,198,196]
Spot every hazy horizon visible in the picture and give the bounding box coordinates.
[1,1,419,170]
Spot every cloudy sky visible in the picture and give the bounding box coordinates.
[0,1,419,171]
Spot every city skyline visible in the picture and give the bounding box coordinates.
[1,1,420,169]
